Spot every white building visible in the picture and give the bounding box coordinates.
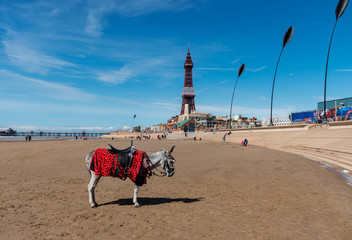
[262,115,292,127]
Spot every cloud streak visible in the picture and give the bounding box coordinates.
[95,55,182,85]
[197,66,267,72]
[0,70,95,101]
[197,67,234,71]
[85,0,196,36]
[334,69,352,72]
[2,31,76,74]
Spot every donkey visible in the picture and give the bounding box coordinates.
[86,145,176,208]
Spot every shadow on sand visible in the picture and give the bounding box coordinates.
[99,197,203,207]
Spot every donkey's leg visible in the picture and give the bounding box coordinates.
[88,172,101,208]
[133,185,141,207]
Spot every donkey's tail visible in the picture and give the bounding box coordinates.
[86,150,95,176]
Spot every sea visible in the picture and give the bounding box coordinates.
[0,136,101,141]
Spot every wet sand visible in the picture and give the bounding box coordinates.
[1,138,352,239]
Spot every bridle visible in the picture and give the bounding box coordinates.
[149,153,175,177]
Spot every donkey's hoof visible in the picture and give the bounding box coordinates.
[134,204,142,208]
[91,203,98,208]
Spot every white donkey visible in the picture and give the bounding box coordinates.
[86,145,176,208]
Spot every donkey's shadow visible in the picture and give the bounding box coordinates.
[100,197,203,207]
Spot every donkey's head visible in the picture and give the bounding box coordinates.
[161,145,176,177]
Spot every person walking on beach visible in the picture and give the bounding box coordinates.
[28,135,32,142]
[223,134,226,142]
[25,135,28,142]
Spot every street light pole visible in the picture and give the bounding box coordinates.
[323,0,349,124]
[229,64,245,129]
[131,114,136,132]
[269,26,294,126]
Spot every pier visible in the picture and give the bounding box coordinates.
[0,131,106,138]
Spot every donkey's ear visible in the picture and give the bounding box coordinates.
[170,145,175,153]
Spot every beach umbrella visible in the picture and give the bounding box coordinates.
[269,26,294,126]
[229,64,245,129]
[323,0,349,123]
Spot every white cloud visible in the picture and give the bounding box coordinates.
[334,69,352,72]
[85,0,116,37]
[197,67,234,71]
[95,56,181,85]
[232,57,243,64]
[150,101,179,111]
[197,66,267,73]
[196,87,211,93]
[96,66,135,84]
[251,66,267,72]
[0,70,95,101]
[218,80,229,85]
[2,32,76,74]
[85,0,196,37]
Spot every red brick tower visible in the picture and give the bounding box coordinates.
[180,48,196,115]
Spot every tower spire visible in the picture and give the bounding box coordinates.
[180,48,196,115]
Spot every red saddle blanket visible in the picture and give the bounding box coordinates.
[90,148,151,186]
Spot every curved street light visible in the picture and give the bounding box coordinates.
[323,0,349,124]
[229,64,245,129]
[131,114,136,132]
[269,26,294,126]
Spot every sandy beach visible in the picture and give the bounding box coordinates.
[113,125,352,172]
[1,130,352,240]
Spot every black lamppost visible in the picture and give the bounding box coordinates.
[269,26,294,126]
[131,114,136,132]
[323,0,349,124]
[229,64,245,129]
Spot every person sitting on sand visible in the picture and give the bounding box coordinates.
[242,139,248,146]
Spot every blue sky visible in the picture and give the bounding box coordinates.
[0,0,351,132]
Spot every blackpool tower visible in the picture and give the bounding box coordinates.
[180,49,196,115]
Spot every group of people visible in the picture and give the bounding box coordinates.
[25,135,32,142]
[222,132,249,146]
[157,134,167,140]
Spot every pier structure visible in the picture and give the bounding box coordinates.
[0,132,106,138]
